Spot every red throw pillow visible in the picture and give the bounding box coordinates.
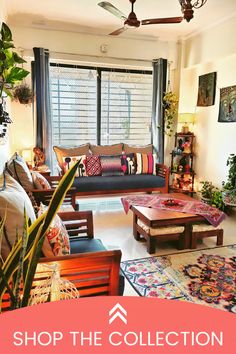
[85,155,102,176]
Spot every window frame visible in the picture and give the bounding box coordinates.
[50,63,153,146]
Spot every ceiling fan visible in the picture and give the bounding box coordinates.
[98,0,183,36]
[98,0,208,36]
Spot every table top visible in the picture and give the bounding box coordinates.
[131,193,204,225]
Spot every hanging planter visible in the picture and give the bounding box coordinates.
[163,91,178,137]
[13,84,33,105]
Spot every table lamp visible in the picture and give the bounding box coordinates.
[22,149,32,168]
[178,113,195,134]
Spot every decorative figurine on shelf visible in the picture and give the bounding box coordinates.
[178,165,184,172]
[33,147,45,168]
[176,138,184,154]
[179,156,187,169]
[185,164,191,173]
[182,139,191,154]
[173,163,179,172]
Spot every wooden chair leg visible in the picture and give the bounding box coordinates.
[133,214,141,241]
[217,230,224,246]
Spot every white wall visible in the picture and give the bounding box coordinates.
[179,16,236,189]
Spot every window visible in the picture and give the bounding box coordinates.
[101,71,153,145]
[50,65,152,149]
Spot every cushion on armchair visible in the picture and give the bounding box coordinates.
[0,173,36,260]
[136,153,157,175]
[7,152,34,191]
[31,171,51,190]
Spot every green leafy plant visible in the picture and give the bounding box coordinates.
[0,161,79,312]
[163,91,178,137]
[222,153,236,206]
[200,181,225,211]
[211,190,225,211]
[13,84,33,104]
[200,181,215,200]
[0,22,29,98]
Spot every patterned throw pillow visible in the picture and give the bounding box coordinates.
[85,155,102,176]
[121,154,136,175]
[7,152,34,191]
[136,153,157,175]
[38,204,70,257]
[31,171,51,190]
[100,155,124,177]
[62,155,87,177]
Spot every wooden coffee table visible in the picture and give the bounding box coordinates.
[131,193,204,253]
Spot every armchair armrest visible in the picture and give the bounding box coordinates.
[156,163,169,193]
[31,186,77,210]
[37,250,122,296]
[58,210,94,239]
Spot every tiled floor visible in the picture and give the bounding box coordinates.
[77,195,236,296]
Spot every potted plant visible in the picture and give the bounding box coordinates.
[222,153,236,207]
[199,181,215,204]
[13,83,33,105]
[163,91,178,137]
[0,22,29,126]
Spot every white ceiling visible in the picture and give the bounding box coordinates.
[5,0,236,41]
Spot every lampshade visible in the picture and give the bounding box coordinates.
[22,149,32,162]
[178,113,196,124]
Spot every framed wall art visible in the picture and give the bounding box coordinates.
[197,72,217,107]
[218,85,236,123]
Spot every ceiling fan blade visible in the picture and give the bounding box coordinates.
[98,2,127,21]
[141,17,183,25]
[109,26,128,36]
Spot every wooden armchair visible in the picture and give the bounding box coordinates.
[31,175,77,210]
[1,211,123,311]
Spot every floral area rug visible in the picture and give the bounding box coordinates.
[121,245,236,313]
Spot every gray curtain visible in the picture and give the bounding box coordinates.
[33,47,52,168]
[151,58,167,163]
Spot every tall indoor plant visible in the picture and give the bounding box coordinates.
[222,153,236,206]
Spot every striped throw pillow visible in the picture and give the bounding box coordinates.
[136,153,157,175]
[100,155,124,176]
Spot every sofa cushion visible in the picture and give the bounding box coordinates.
[7,152,34,191]
[121,154,136,175]
[31,171,51,190]
[62,155,87,177]
[136,153,157,175]
[72,174,165,192]
[85,155,102,176]
[100,155,124,177]
[53,144,90,168]
[90,143,123,155]
[0,173,36,260]
[70,238,106,254]
[123,143,153,154]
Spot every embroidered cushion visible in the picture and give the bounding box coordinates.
[123,143,153,154]
[121,154,136,175]
[100,155,124,177]
[0,173,36,260]
[31,171,51,190]
[136,153,157,175]
[53,144,90,169]
[62,155,87,177]
[85,155,102,176]
[90,143,123,155]
[38,204,70,257]
[7,152,34,191]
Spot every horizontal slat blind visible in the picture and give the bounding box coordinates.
[50,67,97,146]
[101,72,153,145]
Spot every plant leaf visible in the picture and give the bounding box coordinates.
[13,52,26,64]
[3,67,29,84]
[1,23,13,42]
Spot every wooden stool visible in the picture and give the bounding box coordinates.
[191,223,224,249]
[137,219,186,254]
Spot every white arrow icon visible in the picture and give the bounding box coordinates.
[109,303,127,325]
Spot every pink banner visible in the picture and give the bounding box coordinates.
[0,297,235,353]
